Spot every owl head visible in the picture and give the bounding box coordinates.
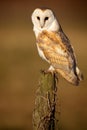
[31,8,60,36]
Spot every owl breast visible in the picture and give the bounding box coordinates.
[36,44,49,62]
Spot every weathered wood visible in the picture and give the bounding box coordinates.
[33,71,58,130]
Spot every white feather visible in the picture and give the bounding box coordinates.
[36,45,49,62]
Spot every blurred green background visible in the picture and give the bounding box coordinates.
[0,0,87,130]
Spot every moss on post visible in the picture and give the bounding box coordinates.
[33,71,58,130]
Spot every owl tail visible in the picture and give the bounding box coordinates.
[56,67,83,86]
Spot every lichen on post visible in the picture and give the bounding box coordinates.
[33,71,58,130]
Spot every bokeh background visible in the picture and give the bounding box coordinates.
[0,0,87,130]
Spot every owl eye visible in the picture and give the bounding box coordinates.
[37,16,40,20]
[44,17,49,21]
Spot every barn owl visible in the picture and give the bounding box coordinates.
[31,8,83,85]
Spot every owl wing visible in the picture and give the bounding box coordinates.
[37,30,76,72]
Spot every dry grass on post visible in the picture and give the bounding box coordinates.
[33,70,59,130]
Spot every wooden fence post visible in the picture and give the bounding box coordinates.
[33,71,58,130]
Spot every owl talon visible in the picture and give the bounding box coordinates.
[40,69,52,75]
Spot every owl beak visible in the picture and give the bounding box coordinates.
[40,21,45,28]
[41,24,45,28]
[41,25,44,28]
